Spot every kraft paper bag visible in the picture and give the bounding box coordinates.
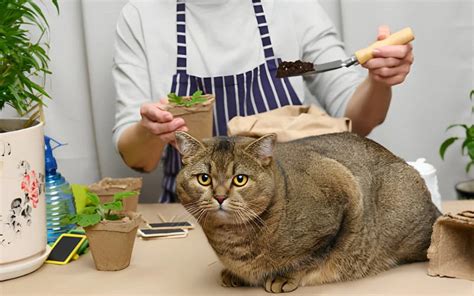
[227,105,351,142]
[427,210,474,281]
[165,94,215,141]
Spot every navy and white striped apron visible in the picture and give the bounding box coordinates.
[160,0,303,203]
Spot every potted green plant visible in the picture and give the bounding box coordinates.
[0,0,58,281]
[165,90,215,140]
[63,191,142,271]
[439,90,474,199]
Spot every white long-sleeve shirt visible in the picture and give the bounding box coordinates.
[112,0,363,148]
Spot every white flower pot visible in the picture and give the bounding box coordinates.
[0,119,49,281]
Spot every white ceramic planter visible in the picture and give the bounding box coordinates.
[0,119,48,281]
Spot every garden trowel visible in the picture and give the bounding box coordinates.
[276,27,415,78]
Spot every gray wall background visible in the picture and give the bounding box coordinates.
[5,0,471,202]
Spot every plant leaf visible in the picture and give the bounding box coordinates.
[51,0,60,14]
[439,137,458,160]
[467,142,474,160]
[106,214,122,221]
[113,191,137,201]
[167,92,182,104]
[28,2,49,28]
[86,192,100,206]
[190,96,207,103]
[60,215,77,226]
[76,213,102,228]
[446,124,467,132]
[467,126,474,138]
[461,138,471,155]
[0,0,59,116]
[192,90,203,97]
[82,206,98,215]
[102,201,123,211]
[466,161,474,173]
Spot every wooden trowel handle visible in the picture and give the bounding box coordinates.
[355,27,415,64]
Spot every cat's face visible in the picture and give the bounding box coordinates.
[175,132,276,226]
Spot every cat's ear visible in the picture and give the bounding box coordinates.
[175,131,205,164]
[244,134,276,166]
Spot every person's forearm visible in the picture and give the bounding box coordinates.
[345,75,392,136]
[117,123,166,172]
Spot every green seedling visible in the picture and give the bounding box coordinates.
[440,90,474,173]
[167,90,208,107]
[62,191,136,228]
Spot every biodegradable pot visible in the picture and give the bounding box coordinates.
[166,94,215,141]
[0,119,48,281]
[88,177,142,212]
[455,179,474,200]
[84,212,142,271]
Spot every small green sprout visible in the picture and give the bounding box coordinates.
[62,191,136,228]
[167,90,208,107]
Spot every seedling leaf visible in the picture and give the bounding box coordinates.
[102,201,123,211]
[76,213,102,228]
[113,191,136,202]
[439,137,458,160]
[87,192,100,206]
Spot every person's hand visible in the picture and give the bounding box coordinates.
[139,98,188,147]
[362,25,414,86]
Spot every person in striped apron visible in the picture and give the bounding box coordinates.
[113,0,414,203]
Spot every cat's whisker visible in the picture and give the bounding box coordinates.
[245,207,266,227]
[184,204,208,224]
[202,210,212,230]
[239,201,267,226]
[225,204,247,225]
[195,206,209,222]
[228,201,261,222]
[183,204,200,215]
[182,199,214,223]
[235,208,258,235]
[195,211,206,225]
[237,205,269,237]
[239,210,261,235]
[233,209,249,234]
[198,203,215,223]
[226,201,261,234]
[176,208,199,223]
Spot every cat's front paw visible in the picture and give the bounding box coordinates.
[221,269,245,288]
[264,275,299,293]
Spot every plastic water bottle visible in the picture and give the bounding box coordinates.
[44,136,76,244]
[407,158,442,211]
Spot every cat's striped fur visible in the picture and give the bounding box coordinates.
[175,131,440,293]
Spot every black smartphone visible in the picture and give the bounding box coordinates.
[147,221,194,230]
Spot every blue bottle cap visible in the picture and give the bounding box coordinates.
[44,136,66,173]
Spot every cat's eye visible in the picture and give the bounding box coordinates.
[232,175,248,187]
[197,174,212,186]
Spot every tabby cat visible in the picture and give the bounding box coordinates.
[175,131,441,293]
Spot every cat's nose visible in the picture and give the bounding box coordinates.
[214,195,227,205]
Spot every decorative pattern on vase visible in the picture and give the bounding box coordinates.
[1,141,12,157]
[1,160,44,247]
[0,140,11,247]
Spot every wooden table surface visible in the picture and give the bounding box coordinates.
[1,200,472,295]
